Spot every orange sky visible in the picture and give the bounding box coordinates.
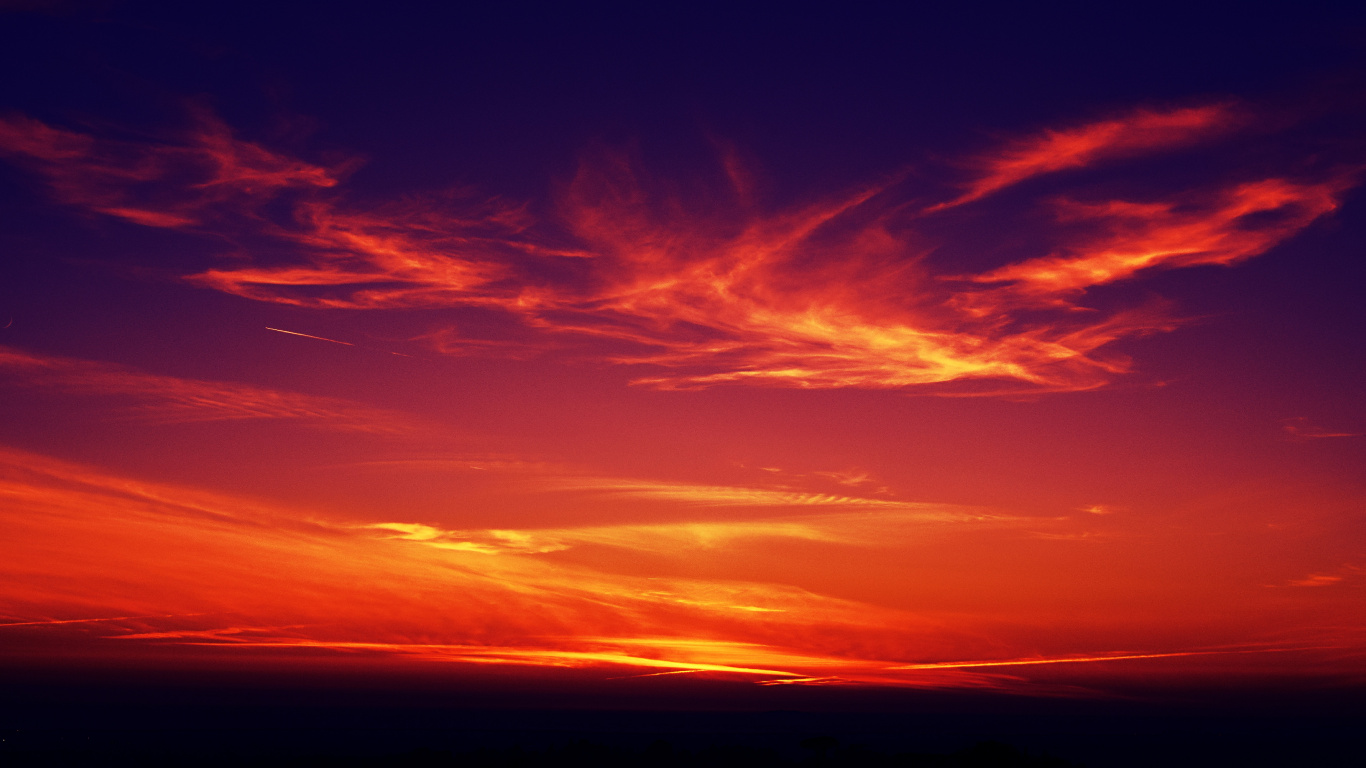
[1,84,1364,704]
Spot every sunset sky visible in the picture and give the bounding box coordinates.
[1,3,1364,709]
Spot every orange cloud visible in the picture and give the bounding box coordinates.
[358,500,1012,558]
[970,176,1350,296]
[547,476,958,511]
[929,103,1240,210]
[0,110,336,229]
[2,445,1362,692]
[0,111,568,313]
[185,193,564,310]
[333,455,1000,529]
[0,445,977,682]
[545,153,1184,392]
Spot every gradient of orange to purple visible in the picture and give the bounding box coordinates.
[1,11,1365,706]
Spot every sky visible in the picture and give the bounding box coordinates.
[1,2,1365,709]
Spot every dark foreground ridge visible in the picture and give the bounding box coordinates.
[5,722,1364,768]
[2,736,1075,768]
[2,676,1362,768]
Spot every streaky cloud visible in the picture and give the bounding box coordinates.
[927,103,1241,211]
[2,446,1361,692]
[968,176,1352,296]
[0,101,1356,395]
[0,344,423,434]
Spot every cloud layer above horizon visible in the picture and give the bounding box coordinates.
[2,100,1354,395]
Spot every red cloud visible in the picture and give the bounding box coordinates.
[0,102,1354,395]
[0,110,336,228]
[928,103,1241,211]
[972,176,1350,295]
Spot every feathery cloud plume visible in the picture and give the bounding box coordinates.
[929,103,1240,210]
[0,101,1353,395]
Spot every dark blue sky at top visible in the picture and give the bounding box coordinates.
[4,2,1366,200]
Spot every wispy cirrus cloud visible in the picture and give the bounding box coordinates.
[966,176,1351,298]
[358,500,1010,558]
[2,446,1361,692]
[334,455,984,526]
[186,191,577,310]
[0,110,572,311]
[547,476,948,511]
[0,100,1354,395]
[0,446,971,679]
[1281,417,1362,441]
[1281,564,1363,588]
[928,103,1241,211]
[0,109,336,228]
[0,344,422,434]
[543,153,1155,393]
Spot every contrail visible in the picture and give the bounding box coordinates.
[266,327,355,346]
[265,327,411,356]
